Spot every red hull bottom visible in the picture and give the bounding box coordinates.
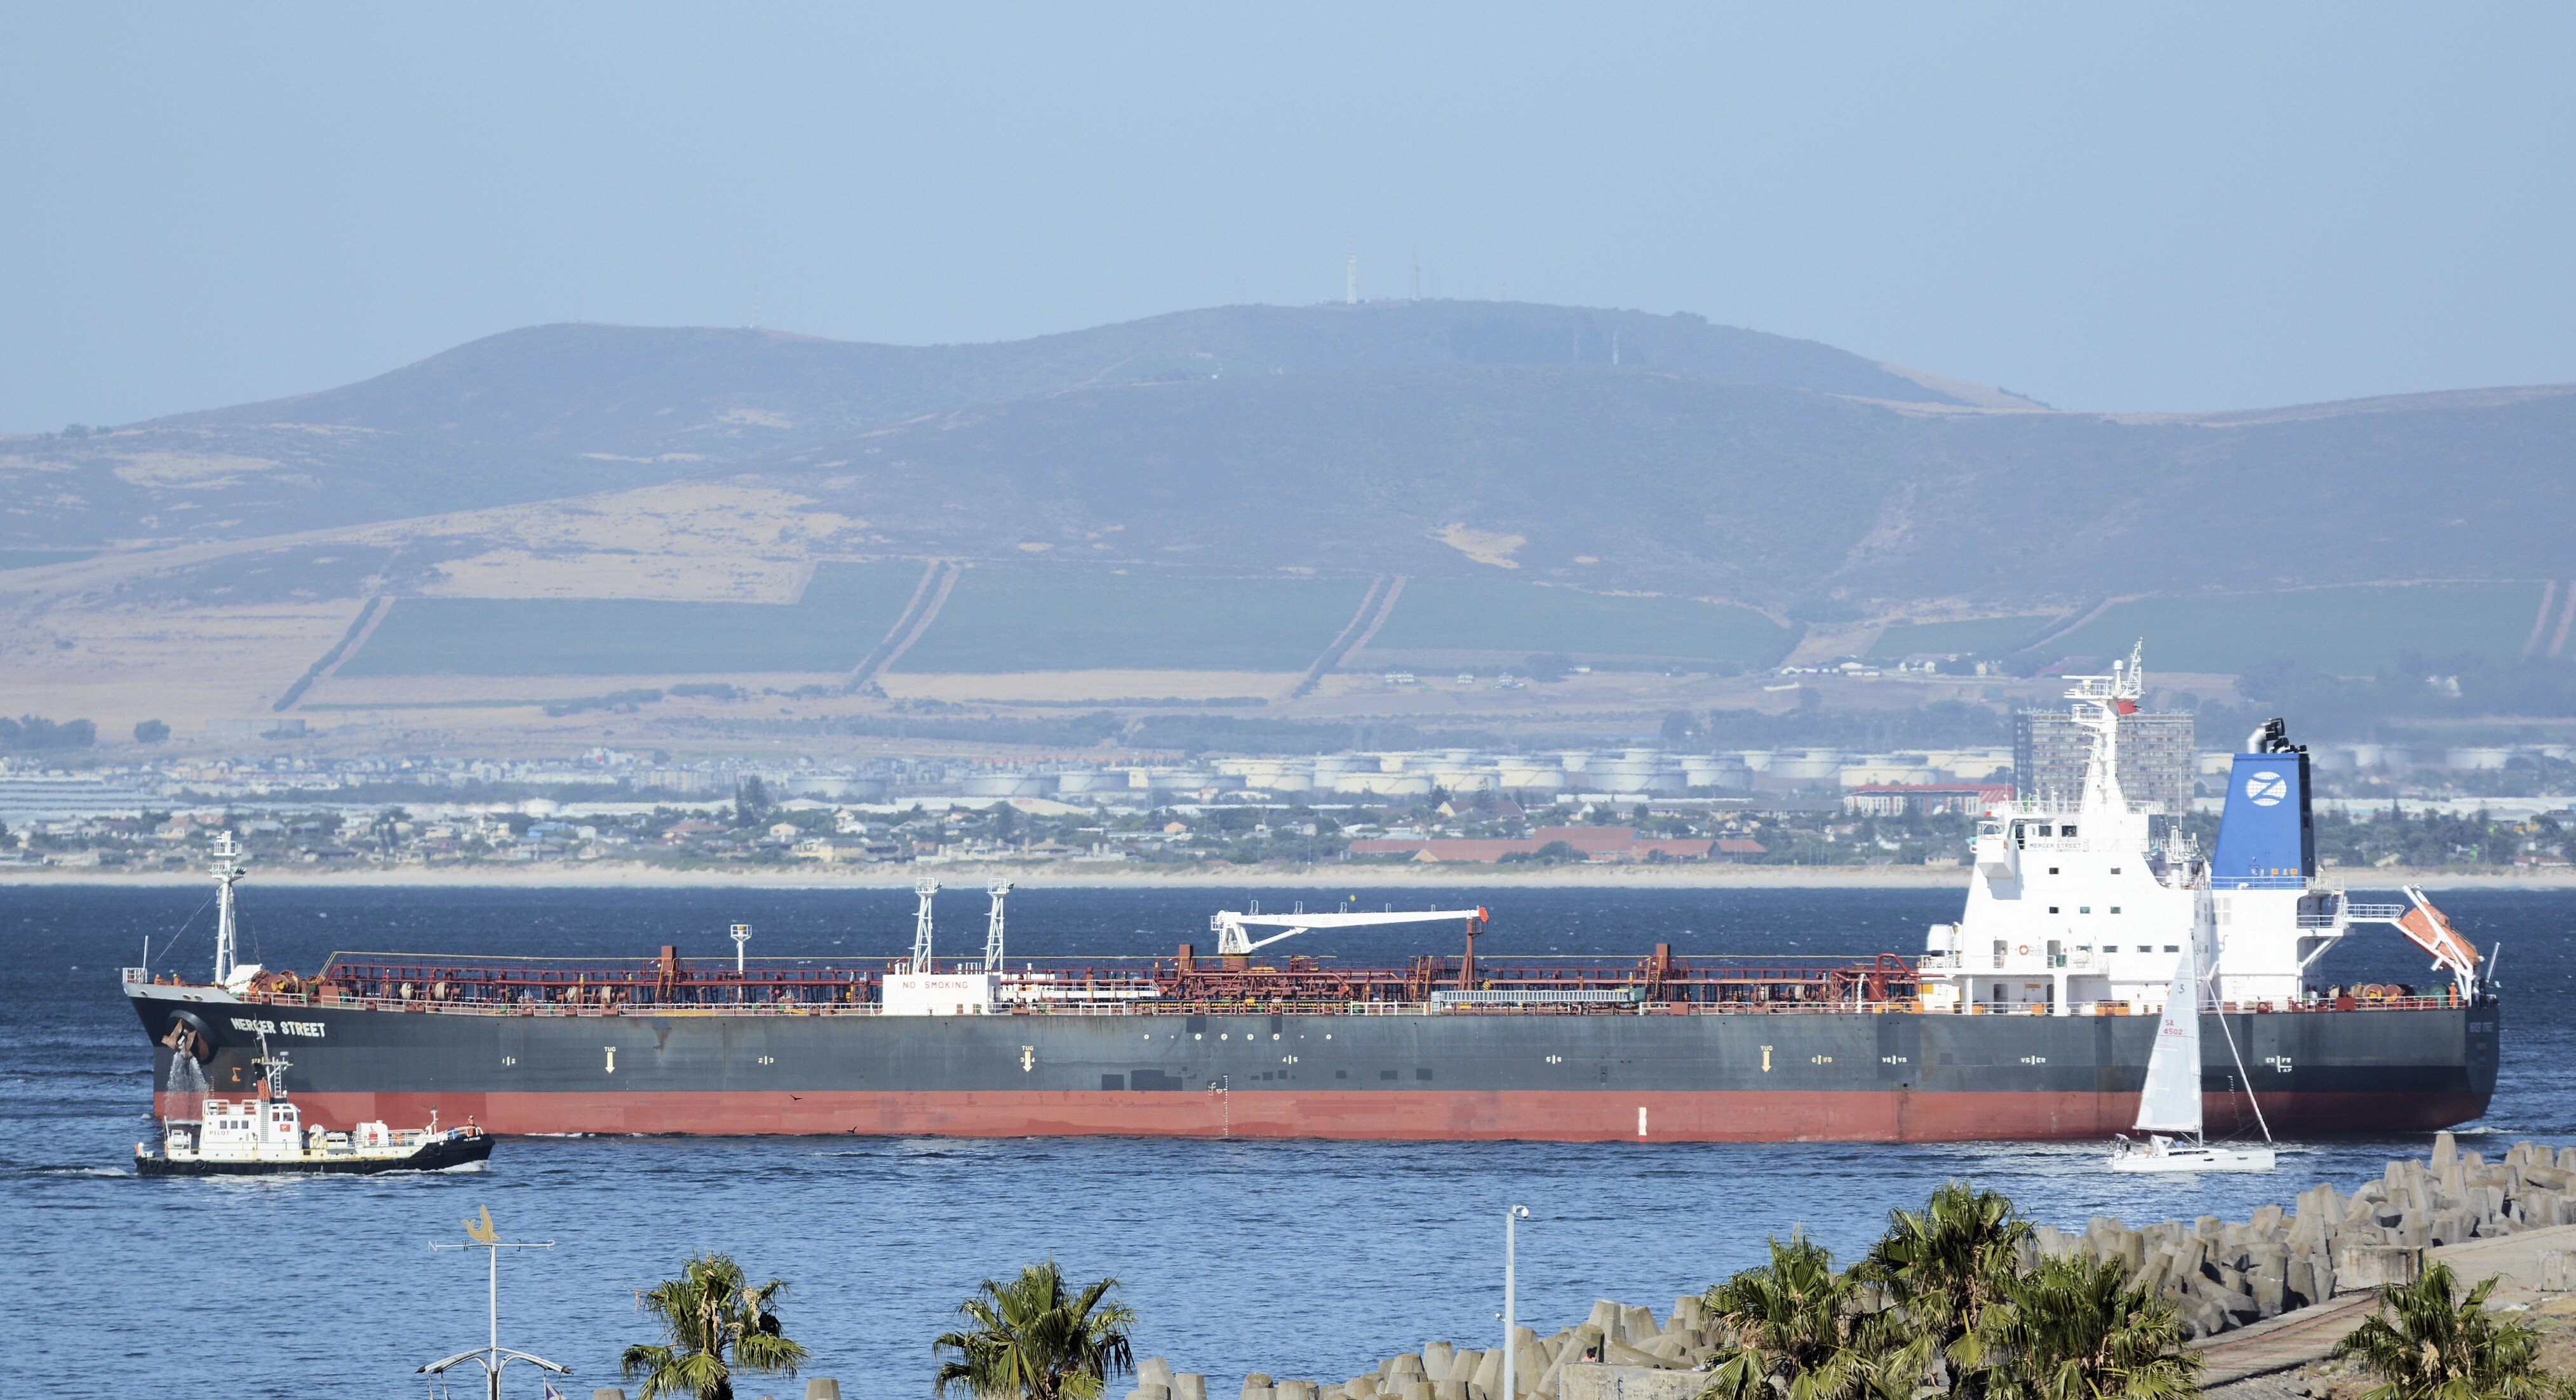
[156,1089,2485,1143]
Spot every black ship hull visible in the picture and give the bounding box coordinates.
[131,986,2498,1142]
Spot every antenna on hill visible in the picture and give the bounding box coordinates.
[1346,247,1358,305]
[1412,247,1421,301]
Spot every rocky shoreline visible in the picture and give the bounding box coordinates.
[1119,1132,2576,1400]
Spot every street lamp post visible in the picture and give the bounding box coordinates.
[1503,1204,1530,1400]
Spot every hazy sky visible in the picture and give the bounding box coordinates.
[4,5,2571,431]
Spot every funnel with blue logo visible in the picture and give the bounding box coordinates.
[2210,717,2314,888]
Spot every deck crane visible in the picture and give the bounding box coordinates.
[1210,905,1491,977]
[982,881,1012,972]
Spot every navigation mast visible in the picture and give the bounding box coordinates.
[210,831,246,985]
[2062,639,2145,819]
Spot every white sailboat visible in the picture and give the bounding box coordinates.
[2109,895,2277,1173]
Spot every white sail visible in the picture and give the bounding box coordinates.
[2132,903,2205,1133]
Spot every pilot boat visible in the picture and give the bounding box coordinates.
[136,1040,492,1177]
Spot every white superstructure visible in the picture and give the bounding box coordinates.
[1919,644,2473,1017]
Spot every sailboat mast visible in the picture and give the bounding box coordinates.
[2131,889,2208,1138]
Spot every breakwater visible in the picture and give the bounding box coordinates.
[2038,1131,2576,1342]
[1126,1132,2576,1400]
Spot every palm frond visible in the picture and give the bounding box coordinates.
[934,1262,1137,1400]
[623,1253,807,1400]
[2334,1263,2564,1400]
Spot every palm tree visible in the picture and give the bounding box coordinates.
[1984,1254,2201,1400]
[620,1253,809,1400]
[934,1261,1137,1400]
[1698,1234,1905,1400]
[2332,1262,2568,1400]
[1856,1180,2033,1399]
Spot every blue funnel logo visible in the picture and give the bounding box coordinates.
[2213,750,2313,886]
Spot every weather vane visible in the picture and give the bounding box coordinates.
[420,1206,568,1400]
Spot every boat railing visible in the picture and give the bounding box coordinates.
[171,943,2461,1020]
[2329,903,2408,923]
[210,985,2469,1019]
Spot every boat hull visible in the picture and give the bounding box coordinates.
[132,987,2498,1142]
[133,1132,493,1177]
[2106,1144,2279,1173]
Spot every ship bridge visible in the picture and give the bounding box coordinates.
[1918,650,2484,1018]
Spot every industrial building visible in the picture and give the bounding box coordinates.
[2012,709,2196,814]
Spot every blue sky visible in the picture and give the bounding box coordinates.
[3,4,2570,430]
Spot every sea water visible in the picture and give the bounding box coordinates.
[10,884,2571,1397]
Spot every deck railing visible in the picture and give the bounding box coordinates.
[173,983,2467,1019]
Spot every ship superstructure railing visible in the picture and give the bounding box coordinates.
[241,947,1925,1013]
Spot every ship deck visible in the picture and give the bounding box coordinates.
[128,945,2467,1018]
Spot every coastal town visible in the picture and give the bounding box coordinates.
[3,733,2569,876]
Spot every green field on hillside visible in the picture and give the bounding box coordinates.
[1865,615,2063,660]
[335,563,923,676]
[1367,578,1787,662]
[892,571,1373,672]
[2043,583,2548,675]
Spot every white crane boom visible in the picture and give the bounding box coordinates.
[1209,907,1486,956]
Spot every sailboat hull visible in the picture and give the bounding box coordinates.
[2107,1142,2277,1173]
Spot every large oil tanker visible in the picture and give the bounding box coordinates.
[126,655,2498,1142]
